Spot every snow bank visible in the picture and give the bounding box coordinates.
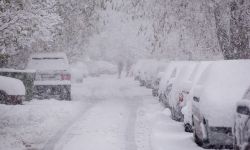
[0,75,25,95]
[197,60,250,127]
[135,90,203,150]
[151,109,204,150]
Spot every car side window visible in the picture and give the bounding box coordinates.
[237,106,250,115]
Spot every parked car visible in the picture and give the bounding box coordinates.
[131,59,167,88]
[26,52,71,100]
[158,61,183,108]
[234,88,250,150]
[181,61,213,132]
[152,72,165,97]
[192,60,250,149]
[0,68,35,101]
[168,61,199,122]
[0,75,25,105]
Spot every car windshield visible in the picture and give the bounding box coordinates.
[27,57,68,71]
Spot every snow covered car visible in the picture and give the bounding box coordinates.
[26,52,71,100]
[132,59,162,87]
[0,68,35,101]
[181,61,212,132]
[160,61,187,108]
[234,88,250,150]
[158,62,179,107]
[192,60,250,149]
[152,72,165,97]
[0,75,25,105]
[168,61,199,122]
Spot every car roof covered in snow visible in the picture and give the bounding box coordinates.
[29,52,68,59]
[27,52,69,71]
[0,68,35,73]
[196,60,250,127]
[0,75,25,95]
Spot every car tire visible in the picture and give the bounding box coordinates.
[60,86,71,101]
[194,131,211,148]
[194,130,203,146]
[159,94,163,102]
[0,90,7,104]
[233,123,240,150]
[184,123,193,132]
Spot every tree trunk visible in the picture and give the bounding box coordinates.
[229,0,250,59]
[214,3,231,59]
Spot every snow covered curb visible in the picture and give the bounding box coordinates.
[135,96,163,150]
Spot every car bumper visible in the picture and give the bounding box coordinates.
[33,84,71,100]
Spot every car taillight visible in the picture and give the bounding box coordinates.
[179,93,184,102]
[61,74,71,80]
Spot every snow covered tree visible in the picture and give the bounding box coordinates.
[52,0,99,63]
[228,0,250,59]
[0,0,62,68]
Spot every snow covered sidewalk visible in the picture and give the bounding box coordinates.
[135,94,206,150]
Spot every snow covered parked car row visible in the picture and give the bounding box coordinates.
[132,59,250,149]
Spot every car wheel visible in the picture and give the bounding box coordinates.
[233,123,240,150]
[194,130,203,146]
[184,123,193,132]
[159,94,163,102]
[194,130,211,148]
[60,86,71,101]
[0,90,7,104]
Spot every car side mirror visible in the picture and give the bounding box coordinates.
[193,96,200,102]
[237,105,250,115]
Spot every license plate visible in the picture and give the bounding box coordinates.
[41,74,56,79]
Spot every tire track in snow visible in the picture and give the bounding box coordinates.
[41,97,101,150]
[124,96,142,150]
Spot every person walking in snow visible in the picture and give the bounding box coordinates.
[117,61,124,79]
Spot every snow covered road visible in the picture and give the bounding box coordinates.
[0,75,213,150]
[52,76,146,150]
